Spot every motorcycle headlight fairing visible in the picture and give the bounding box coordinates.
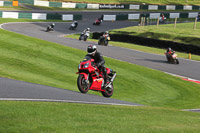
[84,63,89,68]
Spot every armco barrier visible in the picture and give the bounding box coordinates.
[49,2,62,8]
[18,12,32,19]
[104,12,200,21]
[0,1,13,6]
[16,0,200,11]
[76,3,87,8]
[92,32,200,55]
[47,14,62,20]
[0,1,3,6]
[0,11,82,21]
[18,0,34,5]
[3,1,13,6]
[62,2,76,8]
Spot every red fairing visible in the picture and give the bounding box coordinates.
[77,57,105,92]
[77,56,116,97]
[106,68,111,74]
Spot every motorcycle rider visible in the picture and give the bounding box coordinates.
[72,21,78,28]
[79,28,90,41]
[103,31,109,38]
[50,23,55,29]
[166,47,175,61]
[87,45,109,87]
[83,28,90,34]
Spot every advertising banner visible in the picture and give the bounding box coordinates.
[99,4,125,9]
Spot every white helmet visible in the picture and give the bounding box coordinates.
[87,28,90,31]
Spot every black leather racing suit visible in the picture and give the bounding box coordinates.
[87,51,108,84]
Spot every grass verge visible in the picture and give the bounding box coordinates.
[0,19,200,109]
[111,22,200,47]
[1,18,200,132]
[0,101,200,133]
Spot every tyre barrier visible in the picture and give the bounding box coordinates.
[92,32,200,55]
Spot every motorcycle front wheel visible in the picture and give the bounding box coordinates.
[101,83,114,98]
[77,74,89,93]
[104,41,108,46]
[98,39,101,45]
[175,59,179,64]
[84,36,88,41]
[79,35,82,40]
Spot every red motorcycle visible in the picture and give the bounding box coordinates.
[93,19,102,25]
[76,56,116,97]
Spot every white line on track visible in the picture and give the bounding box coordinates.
[182,109,200,112]
[0,98,140,106]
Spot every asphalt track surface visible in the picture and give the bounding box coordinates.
[0,12,200,107]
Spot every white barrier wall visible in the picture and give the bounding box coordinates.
[129,5,140,10]
[62,14,73,20]
[188,12,198,18]
[34,0,49,7]
[87,4,99,9]
[0,1,3,6]
[62,3,76,8]
[128,14,140,19]
[184,5,192,10]
[2,12,19,19]
[148,5,158,10]
[166,5,176,10]
[150,13,160,19]
[32,13,47,20]
[170,13,180,18]
[103,15,116,21]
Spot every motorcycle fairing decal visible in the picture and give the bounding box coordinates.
[94,78,103,83]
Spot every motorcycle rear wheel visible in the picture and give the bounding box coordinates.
[77,74,89,93]
[101,83,114,98]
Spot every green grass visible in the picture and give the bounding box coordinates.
[1,19,200,109]
[0,18,70,23]
[66,34,200,61]
[1,18,200,132]
[111,22,200,47]
[0,6,31,11]
[0,101,200,133]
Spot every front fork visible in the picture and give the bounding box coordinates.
[80,73,89,87]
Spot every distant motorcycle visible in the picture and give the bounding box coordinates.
[93,19,102,25]
[98,35,110,46]
[76,55,116,97]
[79,31,90,41]
[69,22,78,30]
[159,17,166,24]
[164,52,179,64]
[46,25,54,32]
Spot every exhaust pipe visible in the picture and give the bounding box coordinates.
[105,73,116,88]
